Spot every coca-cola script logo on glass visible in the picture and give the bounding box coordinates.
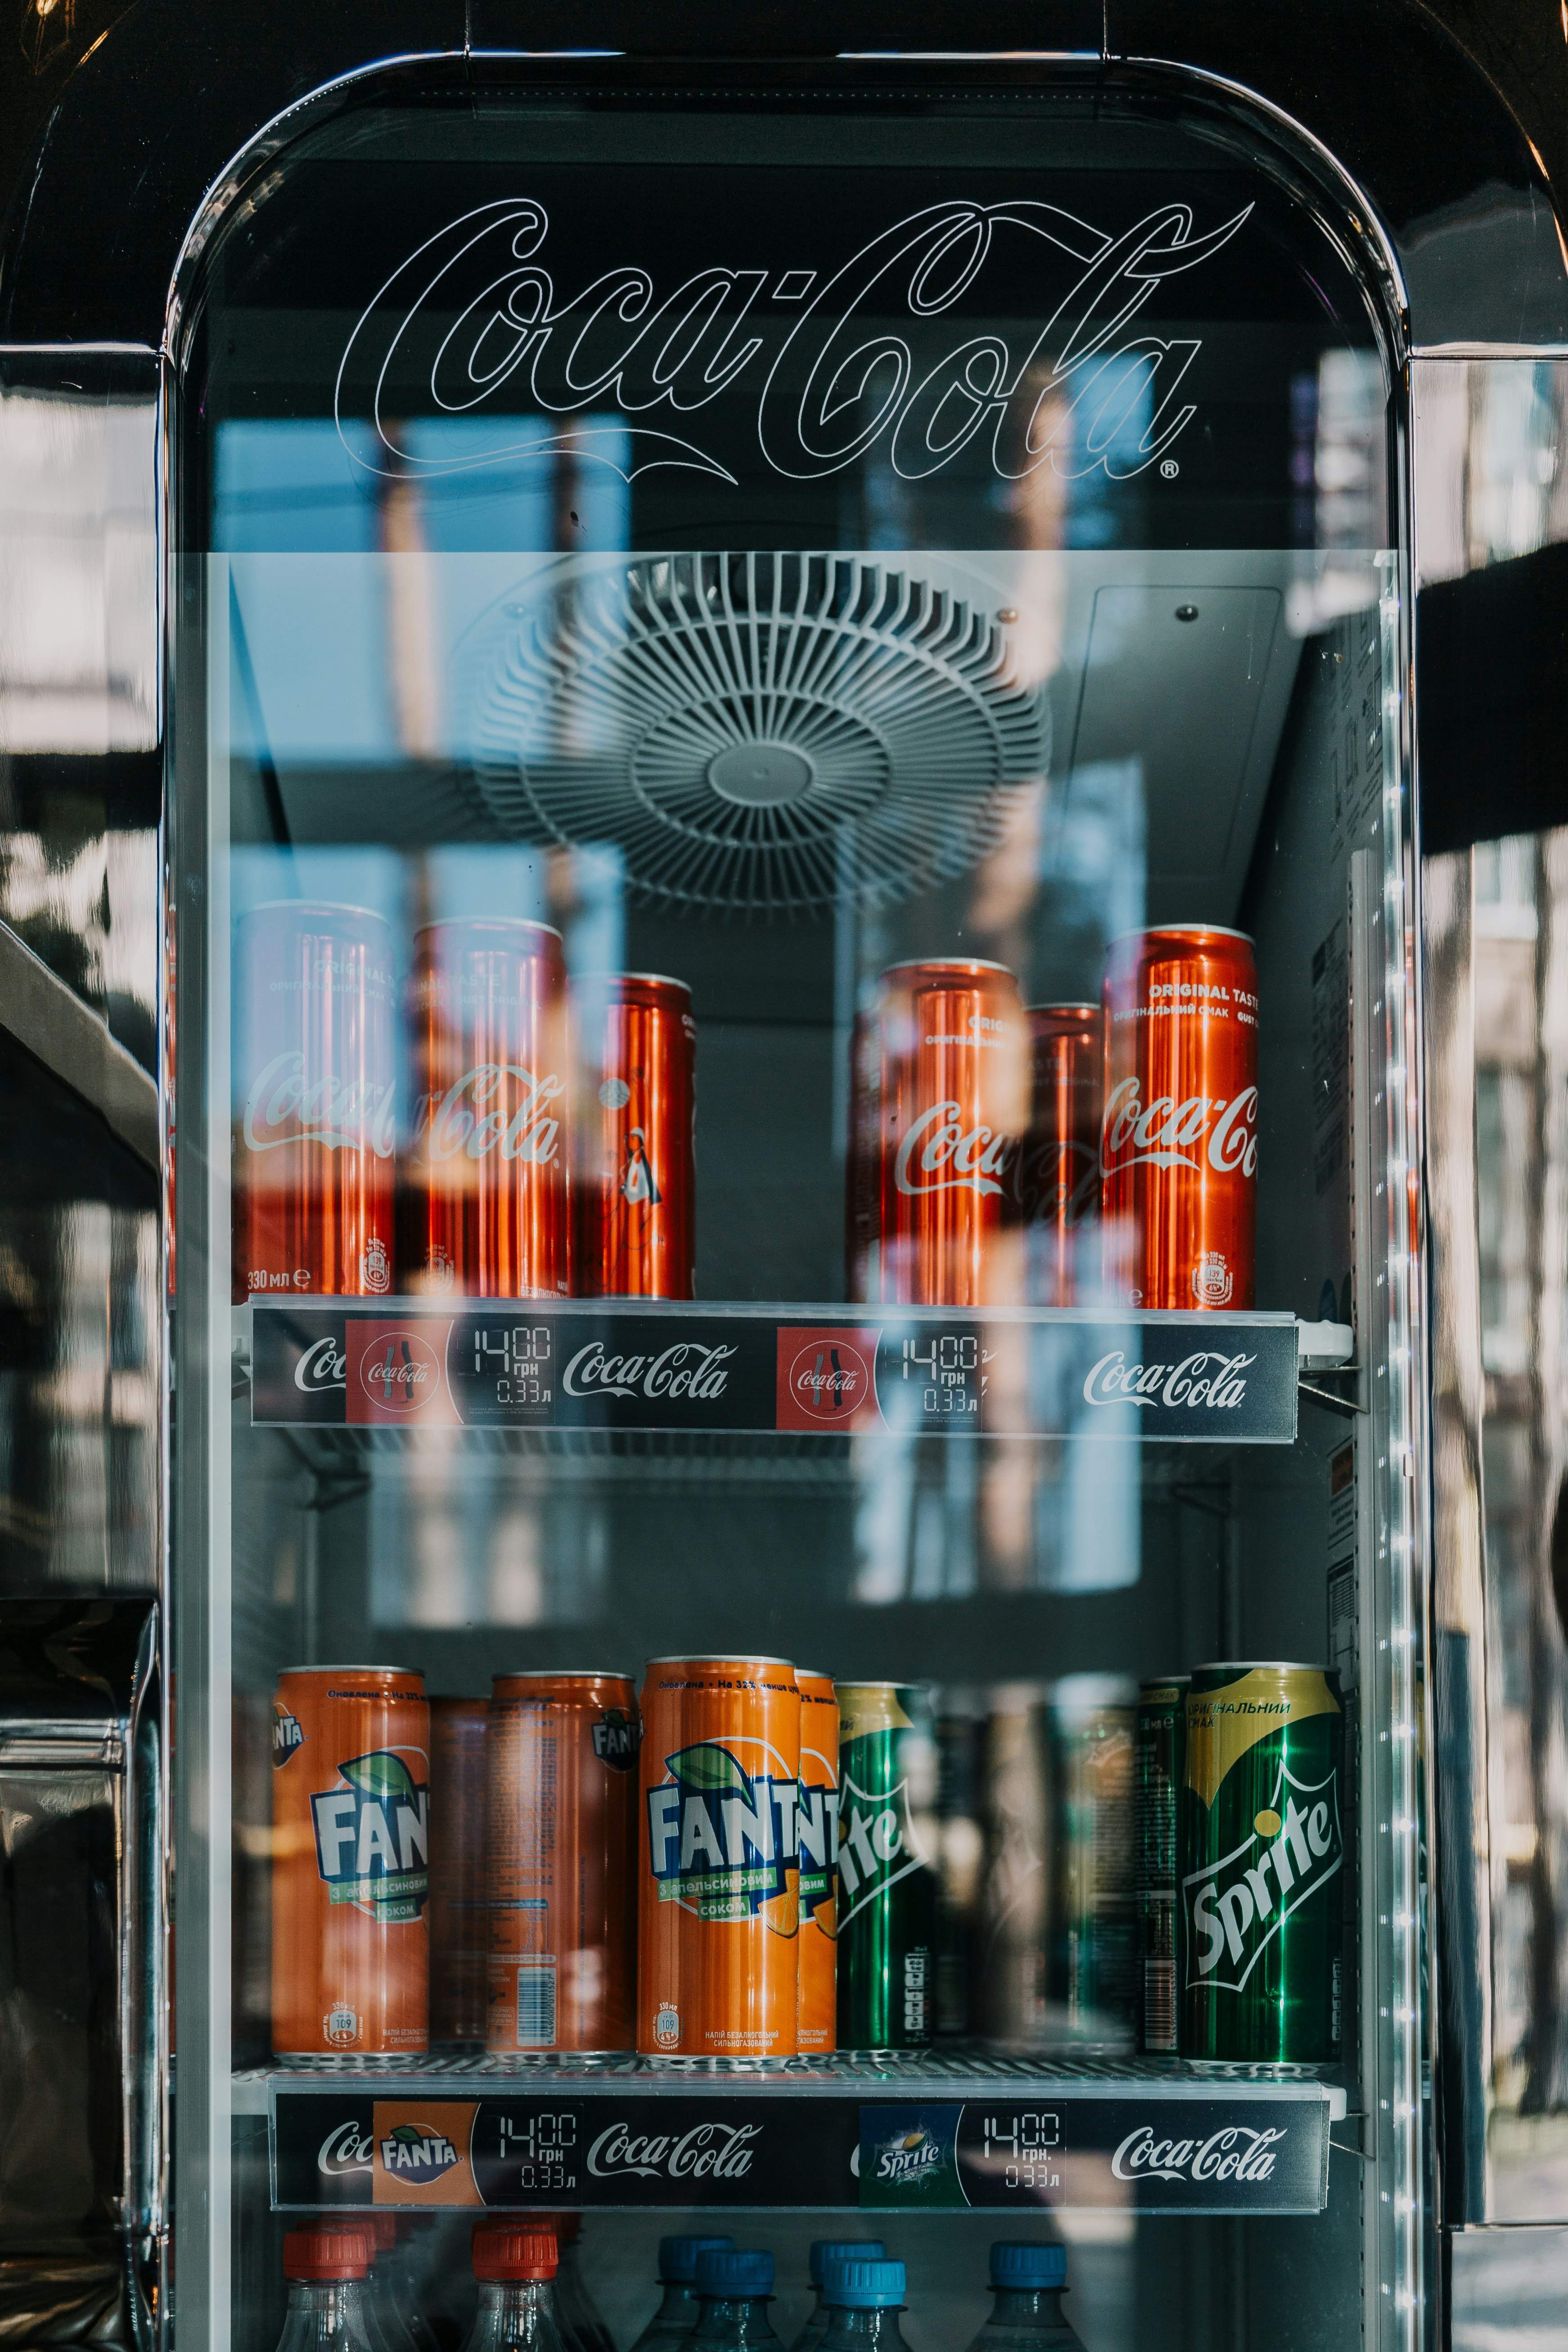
[243,1054,395,1158]
[1099,1080,1258,1181]
[1111,2122,1286,2186]
[415,1068,564,1165]
[336,197,1252,490]
[586,2119,760,2183]
[563,1340,736,1403]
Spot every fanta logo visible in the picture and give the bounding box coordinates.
[1112,2123,1284,2185]
[272,1707,304,1765]
[593,1708,641,1772]
[311,1750,430,1924]
[415,1065,564,1166]
[1099,1078,1258,1181]
[1183,1761,1342,1996]
[294,1335,347,1394]
[563,1340,734,1402]
[894,1101,1017,1200]
[379,2122,460,2180]
[837,1774,928,1929]
[647,1743,799,1919]
[1083,1350,1255,1412]
[874,2129,941,2184]
[243,1052,395,1158]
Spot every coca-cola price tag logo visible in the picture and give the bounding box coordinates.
[336,194,1252,492]
[785,1336,872,1424]
[359,1330,444,1415]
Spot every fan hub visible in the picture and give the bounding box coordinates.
[706,741,817,807]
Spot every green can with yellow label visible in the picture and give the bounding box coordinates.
[1180,1662,1344,2063]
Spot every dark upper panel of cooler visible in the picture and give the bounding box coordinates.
[186,111,1380,560]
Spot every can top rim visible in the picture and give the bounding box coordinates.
[1138,1675,1192,1689]
[645,1654,797,1668]
[241,899,391,926]
[276,1664,423,1679]
[795,1669,835,1686]
[1107,924,1254,949]
[491,1670,635,1685]
[1024,1001,1102,1019]
[834,1678,933,1694]
[878,957,1017,981]
[1190,1659,1330,1673]
[577,971,692,995]
[415,916,565,945]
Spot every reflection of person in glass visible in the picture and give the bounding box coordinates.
[622,1125,661,1208]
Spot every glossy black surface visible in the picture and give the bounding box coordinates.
[0,0,1567,347]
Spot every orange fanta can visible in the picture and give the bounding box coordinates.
[638,1655,801,2057]
[487,1670,640,2053]
[271,1665,431,2055]
[796,1669,839,2052]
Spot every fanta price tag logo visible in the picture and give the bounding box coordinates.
[646,1741,799,1919]
[1183,1759,1342,1996]
[837,1774,928,1929]
[311,1750,431,1923]
[593,1708,641,1772]
[380,2122,460,2181]
[273,1706,305,1766]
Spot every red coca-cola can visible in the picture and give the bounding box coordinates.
[1018,1003,1103,1306]
[845,1005,877,1303]
[575,974,696,1298]
[873,958,1028,1306]
[232,901,396,1305]
[405,918,571,1299]
[1100,926,1259,1309]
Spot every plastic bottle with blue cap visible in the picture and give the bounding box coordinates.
[689,2249,782,2352]
[628,2239,737,2352]
[818,2258,911,2352]
[963,2244,1082,2352]
[787,2242,888,2352]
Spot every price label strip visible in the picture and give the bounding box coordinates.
[270,2083,1330,2214]
[251,1304,1299,1443]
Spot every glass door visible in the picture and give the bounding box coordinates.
[167,72,1425,2352]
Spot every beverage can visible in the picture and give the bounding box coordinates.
[233,901,397,1305]
[845,1006,879,1304]
[1134,1677,1189,2055]
[1100,925,1259,1310]
[405,918,571,1298]
[835,1683,939,2049]
[576,974,696,1298]
[872,960,1029,1306]
[977,1685,1051,2045]
[271,1665,430,2055]
[796,1670,840,2053]
[1048,1675,1136,2037]
[1181,1662,1344,2062]
[487,1671,640,2053]
[638,1655,801,2057]
[934,1704,986,2037]
[1018,1005,1102,1306]
[428,1695,489,2045]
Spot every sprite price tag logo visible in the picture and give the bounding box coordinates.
[837,1772,928,1929]
[1183,1757,1342,1995]
[311,1749,430,1922]
[646,1741,799,1919]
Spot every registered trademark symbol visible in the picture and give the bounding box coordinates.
[1160,458,1180,479]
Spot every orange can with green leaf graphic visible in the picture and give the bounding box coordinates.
[271,1666,430,2055]
[637,1655,801,2057]
[796,1670,839,2052]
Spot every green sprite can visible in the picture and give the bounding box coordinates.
[835,1682,939,2049]
[1135,1676,1189,2055]
[1181,1662,1344,2063]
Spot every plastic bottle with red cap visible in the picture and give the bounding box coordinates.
[548,2213,616,2352]
[352,2214,440,2352]
[274,2227,374,2352]
[462,2223,567,2352]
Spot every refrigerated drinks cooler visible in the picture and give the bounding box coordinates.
[12,2,1568,2346]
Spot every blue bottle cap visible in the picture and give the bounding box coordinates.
[696,2250,775,2296]
[660,2237,735,2283]
[808,2241,886,2286]
[822,2259,906,2310]
[989,2243,1066,2291]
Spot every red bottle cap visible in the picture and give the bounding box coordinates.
[473,2228,559,2282]
[283,2229,371,2282]
[365,2215,398,2252]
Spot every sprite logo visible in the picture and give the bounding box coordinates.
[646,1742,799,1920]
[311,1749,430,1923]
[874,2126,941,2184]
[1183,1757,1342,1995]
[837,1773,928,1929]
